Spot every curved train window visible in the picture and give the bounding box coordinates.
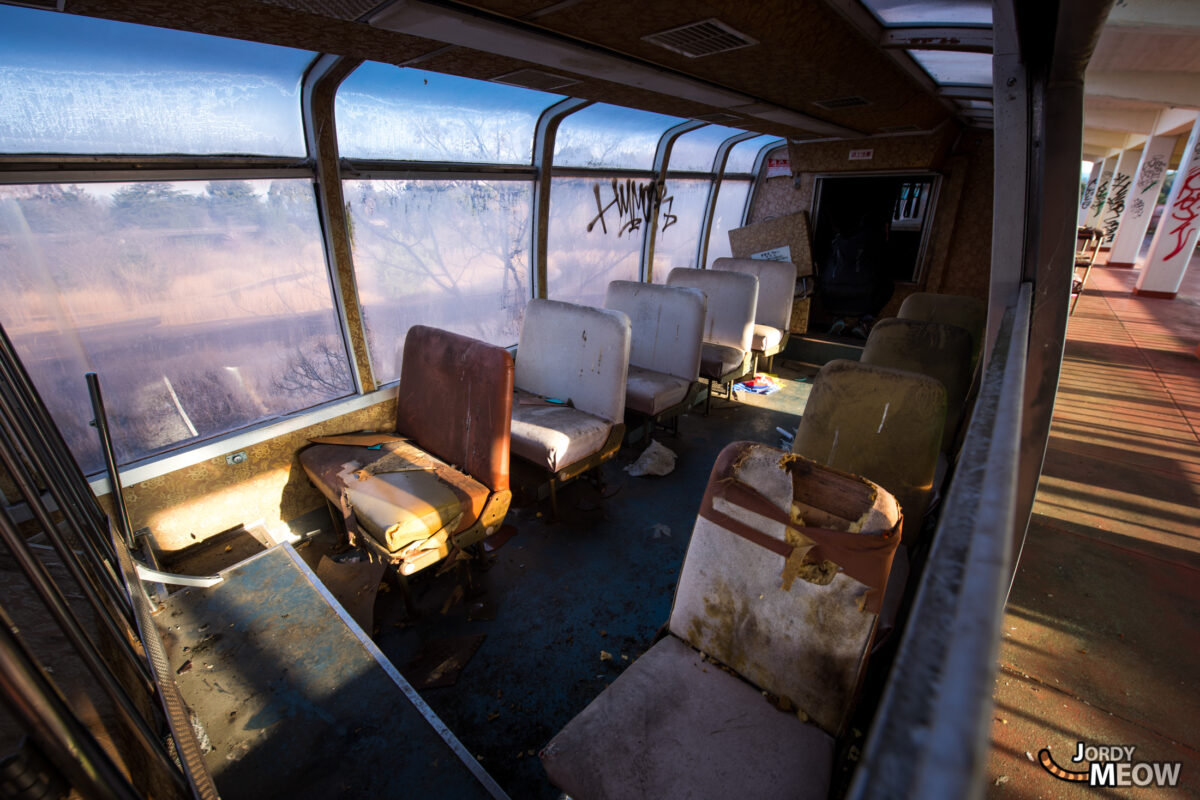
[0,7,350,475]
[337,64,561,385]
[651,125,745,280]
[337,64,558,164]
[548,104,684,305]
[0,5,311,156]
[703,137,782,264]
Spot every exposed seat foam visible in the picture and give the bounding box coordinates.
[542,442,902,800]
[541,635,835,800]
[300,441,488,553]
[299,325,513,574]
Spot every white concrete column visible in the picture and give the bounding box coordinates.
[1108,135,1177,267]
[1136,117,1200,297]
[1078,160,1103,226]
[1082,157,1115,229]
[1096,148,1140,247]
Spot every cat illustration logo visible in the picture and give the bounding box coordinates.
[1039,743,1182,788]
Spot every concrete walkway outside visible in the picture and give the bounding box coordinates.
[987,255,1200,798]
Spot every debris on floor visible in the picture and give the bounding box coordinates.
[733,373,783,395]
[404,634,487,689]
[624,440,677,477]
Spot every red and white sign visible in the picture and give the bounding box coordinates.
[849,149,874,161]
[766,156,791,178]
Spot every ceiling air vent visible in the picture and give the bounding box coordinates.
[642,19,758,58]
[813,96,872,110]
[491,68,580,92]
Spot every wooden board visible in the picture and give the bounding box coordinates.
[728,211,815,334]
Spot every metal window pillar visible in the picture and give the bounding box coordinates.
[640,120,706,282]
[301,53,372,391]
[693,132,760,271]
[531,98,592,299]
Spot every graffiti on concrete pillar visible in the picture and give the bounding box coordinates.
[1101,172,1132,244]
[1135,154,1167,196]
[1163,165,1200,261]
[588,178,676,238]
[1090,172,1113,215]
[1080,176,1098,211]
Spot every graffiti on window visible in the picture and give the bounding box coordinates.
[588,178,676,237]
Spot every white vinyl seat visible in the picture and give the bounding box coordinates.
[666,267,758,412]
[542,442,903,800]
[510,298,631,512]
[604,280,706,435]
[711,257,798,367]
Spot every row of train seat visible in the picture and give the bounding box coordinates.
[539,291,986,800]
[299,258,801,567]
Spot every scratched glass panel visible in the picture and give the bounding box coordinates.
[0,180,350,474]
[337,63,562,164]
[705,180,752,265]
[547,177,647,307]
[725,136,785,175]
[344,179,533,385]
[651,179,710,282]
[0,5,312,155]
[554,104,686,170]
[667,125,747,174]
[908,50,993,85]
[860,0,991,25]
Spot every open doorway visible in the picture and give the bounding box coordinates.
[810,173,938,336]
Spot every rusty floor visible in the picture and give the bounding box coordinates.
[987,255,1200,798]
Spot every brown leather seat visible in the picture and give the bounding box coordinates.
[299,325,513,575]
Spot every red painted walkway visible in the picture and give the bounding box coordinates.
[987,257,1200,798]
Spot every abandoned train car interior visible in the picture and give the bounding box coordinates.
[2,0,1199,797]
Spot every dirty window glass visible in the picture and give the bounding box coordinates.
[705,179,752,265]
[547,177,648,306]
[337,64,562,164]
[667,125,746,174]
[0,5,312,155]
[651,179,710,282]
[725,135,784,175]
[554,104,685,170]
[345,179,533,384]
[0,180,350,473]
[908,50,993,85]
[860,0,991,25]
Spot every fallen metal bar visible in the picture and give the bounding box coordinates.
[85,373,135,551]
[134,564,223,588]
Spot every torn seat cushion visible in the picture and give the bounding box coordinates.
[624,365,691,416]
[300,440,488,553]
[752,324,784,353]
[540,635,834,800]
[699,342,745,381]
[510,392,612,474]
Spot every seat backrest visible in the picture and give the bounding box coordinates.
[665,267,757,353]
[670,441,902,737]
[515,298,631,424]
[860,318,973,449]
[396,325,514,492]
[710,257,797,334]
[604,280,706,383]
[897,292,986,371]
[792,359,945,532]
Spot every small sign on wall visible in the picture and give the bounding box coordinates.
[766,155,791,178]
[750,246,792,262]
[848,148,875,161]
